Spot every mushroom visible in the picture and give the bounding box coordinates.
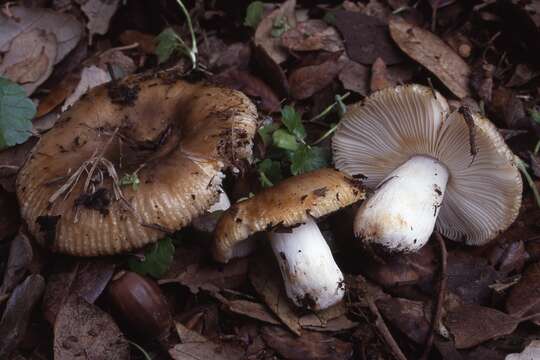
[213,168,366,310]
[17,71,258,256]
[332,85,522,252]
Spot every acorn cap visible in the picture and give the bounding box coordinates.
[332,84,522,245]
[213,168,366,263]
[17,71,258,256]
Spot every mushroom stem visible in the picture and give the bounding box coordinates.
[355,155,449,252]
[269,218,345,310]
[208,190,231,212]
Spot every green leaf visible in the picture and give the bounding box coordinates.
[258,123,281,146]
[271,15,290,37]
[0,77,35,150]
[281,105,306,141]
[257,159,283,187]
[155,28,182,64]
[273,128,299,151]
[128,237,175,279]
[119,173,140,190]
[530,109,540,125]
[290,145,330,175]
[244,1,264,28]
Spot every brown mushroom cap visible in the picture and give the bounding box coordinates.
[17,71,258,256]
[213,168,366,263]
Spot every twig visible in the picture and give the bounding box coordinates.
[420,232,448,360]
[366,294,408,360]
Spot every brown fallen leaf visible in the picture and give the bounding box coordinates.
[119,30,156,54]
[470,61,495,103]
[338,58,369,96]
[42,259,115,324]
[170,321,245,360]
[389,17,471,99]
[0,138,38,192]
[489,240,528,274]
[444,304,520,349]
[376,297,431,344]
[370,57,393,92]
[159,257,248,295]
[54,295,129,360]
[254,0,297,64]
[506,64,539,88]
[225,299,281,325]
[36,71,81,117]
[79,0,121,44]
[490,87,527,129]
[0,231,33,296]
[212,68,280,113]
[289,58,344,100]
[62,66,111,111]
[0,189,20,240]
[299,303,358,332]
[0,274,46,359]
[261,326,353,360]
[249,253,302,335]
[333,10,403,65]
[506,261,540,325]
[281,19,344,52]
[252,44,289,98]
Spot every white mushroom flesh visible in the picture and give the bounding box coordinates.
[355,155,449,251]
[269,218,344,310]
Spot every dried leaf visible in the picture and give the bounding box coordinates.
[333,11,403,65]
[506,340,540,360]
[119,30,156,54]
[54,295,129,360]
[506,261,540,325]
[299,303,358,332]
[36,71,81,117]
[0,138,37,192]
[389,17,471,99]
[261,326,353,360]
[254,0,297,64]
[370,57,393,92]
[282,20,344,52]
[42,259,115,324]
[170,322,245,359]
[0,274,46,358]
[252,44,289,98]
[226,299,281,325]
[289,58,343,100]
[445,304,520,349]
[338,59,369,96]
[78,0,121,43]
[249,253,302,335]
[377,297,430,344]
[62,66,111,111]
[0,231,33,296]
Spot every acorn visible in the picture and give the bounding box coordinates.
[107,271,172,339]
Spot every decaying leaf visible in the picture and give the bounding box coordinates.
[170,322,245,360]
[333,10,403,65]
[506,340,540,360]
[389,17,471,99]
[370,57,393,92]
[261,325,354,360]
[289,58,344,100]
[78,0,121,43]
[54,295,130,360]
[445,304,520,349]
[338,59,369,96]
[0,138,37,192]
[0,231,33,296]
[62,65,111,111]
[506,261,540,325]
[377,297,430,344]
[299,302,358,332]
[281,19,344,52]
[249,253,302,335]
[0,274,46,359]
[36,71,81,117]
[225,299,281,325]
[42,259,115,324]
[254,0,297,64]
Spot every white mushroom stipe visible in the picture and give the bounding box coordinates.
[208,190,231,213]
[355,155,449,252]
[269,218,345,310]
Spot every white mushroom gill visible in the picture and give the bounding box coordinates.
[269,218,345,310]
[354,155,449,251]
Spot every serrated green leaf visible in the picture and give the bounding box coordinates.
[273,128,299,151]
[244,1,264,28]
[128,237,175,279]
[281,105,306,140]
[257,158,283,187]
[258,122,281,146]
[0,77,35,150]
[155,28,182,64]
[290,145,330,175]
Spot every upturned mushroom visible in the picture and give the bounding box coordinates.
[332,84,522,252]
[17,71,258,256]
[213,168,366,310]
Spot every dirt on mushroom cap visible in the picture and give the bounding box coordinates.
[16,70,258,256]
[213,168,367,263]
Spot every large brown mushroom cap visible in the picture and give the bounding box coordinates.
[17,71,258,256]
[213,168,366,263]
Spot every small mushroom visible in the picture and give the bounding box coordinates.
[332,85,522,252]
[213,168,366,310]
[17,71,258,256]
